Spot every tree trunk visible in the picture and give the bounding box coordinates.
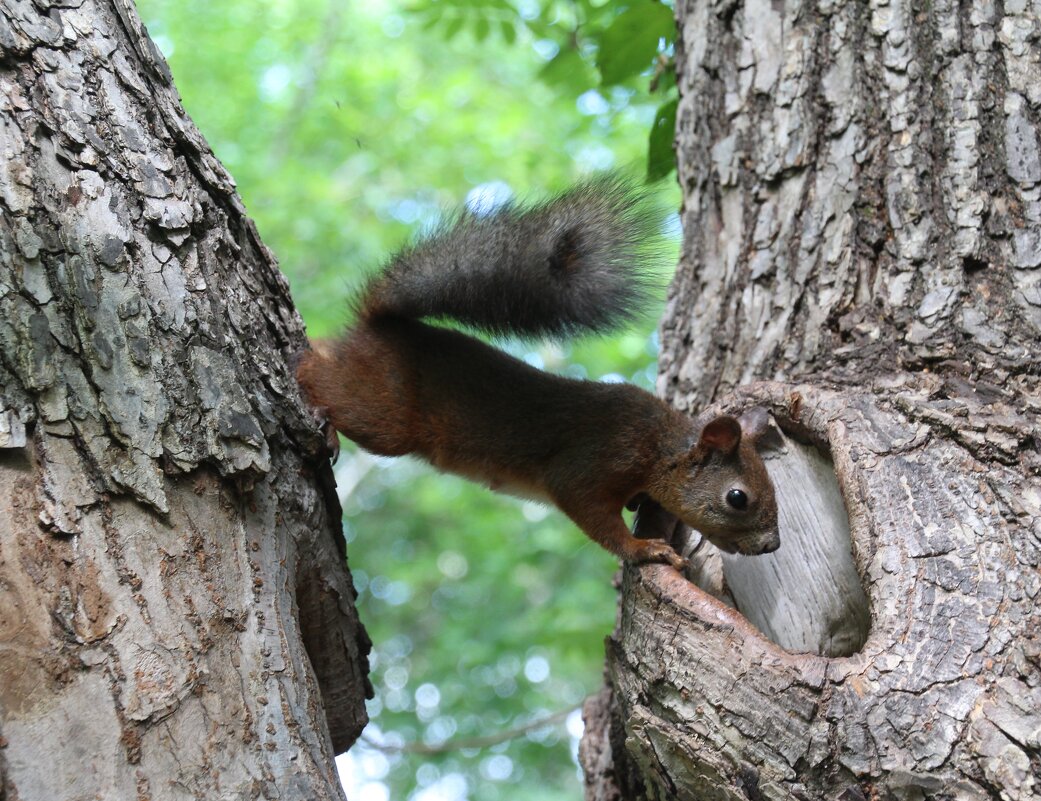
[0,1,371,798]
[582,1,1041,799]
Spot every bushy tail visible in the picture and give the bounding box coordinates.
[359,175,665,338]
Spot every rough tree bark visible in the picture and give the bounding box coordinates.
[582,1,1041,799]
[0,1,371,798]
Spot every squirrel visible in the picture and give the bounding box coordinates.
[296,177,780,570]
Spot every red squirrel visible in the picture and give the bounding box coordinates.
[297,177,780,569]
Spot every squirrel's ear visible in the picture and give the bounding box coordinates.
[696,415,742,455]
[739,407,784,451]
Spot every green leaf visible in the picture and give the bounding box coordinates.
[538,47,594,92]
[404,1,435,15]
[474,16,490,41]
[595,2,675,86]
[443,15,465,40]
[500,19,517,44]
[647,95,678,181]
[407,1,440,27]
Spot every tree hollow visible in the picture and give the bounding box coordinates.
[685,410,870,657]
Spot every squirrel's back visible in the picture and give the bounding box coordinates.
[297,175,782,568]
[358,175,664,338]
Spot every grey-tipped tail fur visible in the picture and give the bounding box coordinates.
[359,175,665,338]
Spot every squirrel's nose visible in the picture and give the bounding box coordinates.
[761,534,781,553]
[752,531,781,555]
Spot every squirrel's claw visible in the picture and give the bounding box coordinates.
[322,418,341,462]
[630,539,689,572]
[307,404,340,462]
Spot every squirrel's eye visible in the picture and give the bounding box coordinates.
[726,488,748,510]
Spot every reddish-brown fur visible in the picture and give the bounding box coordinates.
[298,316,780,568]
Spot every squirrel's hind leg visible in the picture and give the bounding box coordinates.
[296,333,418,457]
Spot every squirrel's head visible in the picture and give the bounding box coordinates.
[658,409,781,556]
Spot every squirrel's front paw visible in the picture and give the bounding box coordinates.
[630,539,689,571]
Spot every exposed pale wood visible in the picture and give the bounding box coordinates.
[681,423,870,657]
[716,428,868,656]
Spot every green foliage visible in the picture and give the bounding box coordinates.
[410,0,681,180]
[647,96,678,182]
[136,0,679,798]
[341,459,618,799]
[595,3,674,86]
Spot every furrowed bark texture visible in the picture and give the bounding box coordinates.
[582,1,1041,799]
[0,1,371,798]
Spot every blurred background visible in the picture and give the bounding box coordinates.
[135,1,679,798]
